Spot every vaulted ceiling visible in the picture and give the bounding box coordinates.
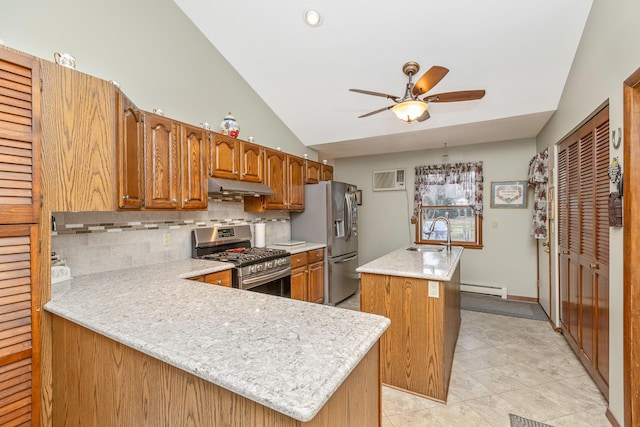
[174,0,592,159]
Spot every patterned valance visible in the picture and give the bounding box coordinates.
[412,161,484,221]
[528,148,549,239]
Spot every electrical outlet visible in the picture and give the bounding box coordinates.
[492,221,498,228]
[163,232,171,246]
[428,281,439,298]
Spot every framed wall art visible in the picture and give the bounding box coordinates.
[355,190,362,205]
[490,181,528,208]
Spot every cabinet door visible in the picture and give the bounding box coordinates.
[308,261,324,304]
[180,124,207,210]
[287,155,305,211]
[305,160,320,184]
[143,114,179,209]
[209,133,238,179]
[291,266,307,301]
[321,164,334,181]
[263,149,287,210]
[0,224,40,425]
[116,92,143,209]
[240,141,263,183]
[204,270,232,287]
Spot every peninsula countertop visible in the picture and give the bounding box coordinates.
[356,245,464,281]
[44,259,389,422]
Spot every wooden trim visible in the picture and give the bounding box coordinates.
[623,66,640,427]
[506,295,539,303]
[606,408,622,427]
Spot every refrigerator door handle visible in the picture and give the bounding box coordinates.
[345,192,352,241]
[334,254,358,264]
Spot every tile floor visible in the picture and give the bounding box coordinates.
[337,293,611,427]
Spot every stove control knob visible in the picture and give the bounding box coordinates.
[267,261,273,268]
[249,265,257,274]
[256,264,263,272]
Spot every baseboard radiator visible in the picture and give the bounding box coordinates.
[460,283,507,299]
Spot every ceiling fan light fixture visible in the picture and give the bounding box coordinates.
[304,9,322,27]
[391,100,428,123]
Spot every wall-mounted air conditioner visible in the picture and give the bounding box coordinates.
[372,169,405,191]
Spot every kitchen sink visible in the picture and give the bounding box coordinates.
[406,246,444,252]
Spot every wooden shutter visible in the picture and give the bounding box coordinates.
[594,120,610,264]
[0,49,40,224]
[557,147,568,248]
[0,224,38,426]
[579,132,595,258]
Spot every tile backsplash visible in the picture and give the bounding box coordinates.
[52,200,291,276]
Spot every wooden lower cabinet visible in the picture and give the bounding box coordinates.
[360,266,460,403]
[186,270,231,287]
[51,316,381,426]
[290,250,325,304]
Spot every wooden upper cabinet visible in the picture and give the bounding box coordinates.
[239,141,263,183]
[143,113,179,209]
[116,92,144,209]
[287,155,305,211]
[321,164,334,181]
[305,160,321,184]
[209,133,239,179]
[0,49,40,224]
[180,124,207,210]
[262,148,287,210]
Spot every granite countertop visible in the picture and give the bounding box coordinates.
[268,242,325,254]
[44,258,389,422]
[356,245,464,281]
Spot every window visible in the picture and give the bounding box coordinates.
[412,162,483,248]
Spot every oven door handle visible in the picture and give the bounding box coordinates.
[241,267,292,288]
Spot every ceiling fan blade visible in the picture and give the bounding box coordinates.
[416,110,431,122]
[425,90,486,103]
[358,105,395,118]
[349,88,398,100]
[412,66,449,97]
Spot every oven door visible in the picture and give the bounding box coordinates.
[239,267,291,298]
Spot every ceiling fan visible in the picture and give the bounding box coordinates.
[349,61,486,123]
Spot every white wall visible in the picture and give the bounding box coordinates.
[335,138,539,298]
[0,0,315,159]
[535,1,640,424]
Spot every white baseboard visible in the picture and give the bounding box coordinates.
[460,283,507,299]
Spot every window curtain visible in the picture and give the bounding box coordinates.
[412,161,484,222]
[528,148,549,239]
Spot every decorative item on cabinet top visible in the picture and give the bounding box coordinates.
[54,51,76,69]
[220,112,240,138]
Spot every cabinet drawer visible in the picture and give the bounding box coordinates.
[290,252,308,268]
[204,270,232,287]
[308,248,324,263]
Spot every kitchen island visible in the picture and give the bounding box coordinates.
[45,259,389,426]
[357,245,463,403]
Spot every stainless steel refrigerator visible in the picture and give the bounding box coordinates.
[291,181,359,305]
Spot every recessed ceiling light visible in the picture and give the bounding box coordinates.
[304,9,321,27]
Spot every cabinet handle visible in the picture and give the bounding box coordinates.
[590,263,600,270]
[243,172,247,176]
[562,250,570,255]
[184,198,190,204]
[172,198,177,203]
[235,171,239,175]
[123,195,130,200]
[217,280,222,285]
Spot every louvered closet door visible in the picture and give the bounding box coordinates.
[0,49,40,224]
[579,130,595,363]
[568,139,580,346]
[558,145,569,330]
[593,114,610,386]
[0,224,39,426]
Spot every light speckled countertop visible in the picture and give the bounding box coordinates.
[356,245,463,281]
[44,258,389,422]
[268,242,325,254]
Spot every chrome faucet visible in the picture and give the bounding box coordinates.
[428,216,451,253]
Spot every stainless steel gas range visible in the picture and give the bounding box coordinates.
[192,225,291,297]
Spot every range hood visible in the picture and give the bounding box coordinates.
[207,177,275,196]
